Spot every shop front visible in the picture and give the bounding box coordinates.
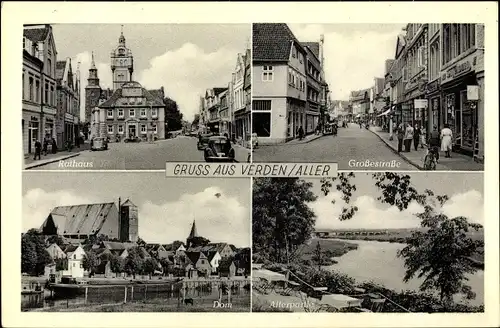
[426,79,442,134]
[441,65,481,156]
[23,114,41,154]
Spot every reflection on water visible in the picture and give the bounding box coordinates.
[325,239,484,306]
[21,282,250,311]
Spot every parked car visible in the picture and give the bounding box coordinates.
[91,137,108,151]
[197,134,212,150]
[204,136,235,162]
[124,136,141,143]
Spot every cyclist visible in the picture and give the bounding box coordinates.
[427,126,441,163]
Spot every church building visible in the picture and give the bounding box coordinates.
[85,28,166,142]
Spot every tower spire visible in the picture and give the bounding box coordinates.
[91,51,96,69]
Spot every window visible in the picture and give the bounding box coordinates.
[47,58,52,76]
[262,66,273,82]
[28,77,34,101]
[22,73,25,99]
[292,47,296,58]
[152,124,157,134]
[44,83,48,104]
[73,263,75,267]
[107,110,113,118]
[118,109,124,117]
[129,109,135,117]
[107,125,114,134]
[252,100,272,138]
[151,108,157,117]
[118,125,124,134]
[140,108,146,117]
[141,124,147,134]
[51,86,54,106]
[73,254,76,259]
[23,37,26,50]
[35,80,40,102]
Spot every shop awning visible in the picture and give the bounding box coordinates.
[377,109,391,117]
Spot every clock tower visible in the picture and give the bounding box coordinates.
[111,26,134,90]
[84,52,102,123]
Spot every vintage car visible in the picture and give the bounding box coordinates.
[91,137,108,151]
[197,134,212,150]
[204,136,235,162]
[124,136,141,143]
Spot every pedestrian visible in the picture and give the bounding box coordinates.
[34,139,42,160]
[440,124,453,158]
[42,137,48,156]
[428,125,440,163]
[298,126,304,140]
[420,125,427,148]
[413,123,421,151]
[404,123,414,152]
[51,137,57,154]
[397,123,405,153]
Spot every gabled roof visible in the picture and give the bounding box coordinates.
[101,241,135,251]
[185,251,207,264]
[253,23,305,62]
[121,199,136,207]
[99,82,164,108]
[206,250,219,262]
[23,27,49,42]
[41,202,117,235]
[302,42,320,59]
[56,61,66,81]
[64,244,80,254]
[243,49,251,89]
[395,33,407,59]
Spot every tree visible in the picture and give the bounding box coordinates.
[82,250,99,274]
[143,258,158,278]
[21,229,52,276]
[125,247,145,278]
[312,241,323,270]
[319,172,484,308]
[47,235,66,247]
[110,254,125,273]
[164,97,183,132]
[252,178,318,264]
[136,237,147,247]
[159,258,171,276]
[187,236,210,248]
[235,248,251,275]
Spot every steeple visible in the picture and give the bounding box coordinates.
[188,220,199,239]
[91,51,96,69]
[119,25,126,45]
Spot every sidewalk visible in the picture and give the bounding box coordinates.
[259,133,323,146]
[24,143,90,170]
[369,126,484,171]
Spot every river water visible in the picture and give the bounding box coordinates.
[324,239,484,306]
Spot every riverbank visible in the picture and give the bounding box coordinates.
[32,298,251,312]
[298,238,358,265]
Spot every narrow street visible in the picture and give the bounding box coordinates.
[32,136,250,170]
[253,123,418,171]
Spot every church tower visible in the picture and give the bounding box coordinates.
[111,26,134,91]
[186,220,199,248]
[85,52,102,123]
[119,198,139,243]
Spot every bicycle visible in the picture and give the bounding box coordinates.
[423,146,438,170]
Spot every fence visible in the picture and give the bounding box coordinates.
[22,280,251,312]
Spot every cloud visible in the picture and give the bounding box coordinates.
[310,190,484,230]
[22,187,250,247]
[71,51,113,121]
[290,24,400,100]
[138,43,238,120]
[22,188,99,232]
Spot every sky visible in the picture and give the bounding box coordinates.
[52,24,250,121]
[289,24,406,100]
[22,173,251,247]
[306,173,484,230]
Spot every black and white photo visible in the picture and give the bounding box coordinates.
[252,173,484,312]
[22,24,251,170]
[251,23,485,171]
[21,172,251,312]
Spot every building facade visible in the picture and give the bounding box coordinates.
[303,42,322,134]
[86,30,167,141]
[92,81,166,142]
[22,24,58,154]
[349,88,371,119]
[232,52,246,139]
[55,58,80,147]
[252,23,307,144]
[242,48,252,144]
[439,23,484,160]
[219,89,230,136]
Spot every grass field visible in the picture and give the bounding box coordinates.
[297,238,358,264]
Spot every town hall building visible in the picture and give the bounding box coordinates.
[85,28,166,141]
